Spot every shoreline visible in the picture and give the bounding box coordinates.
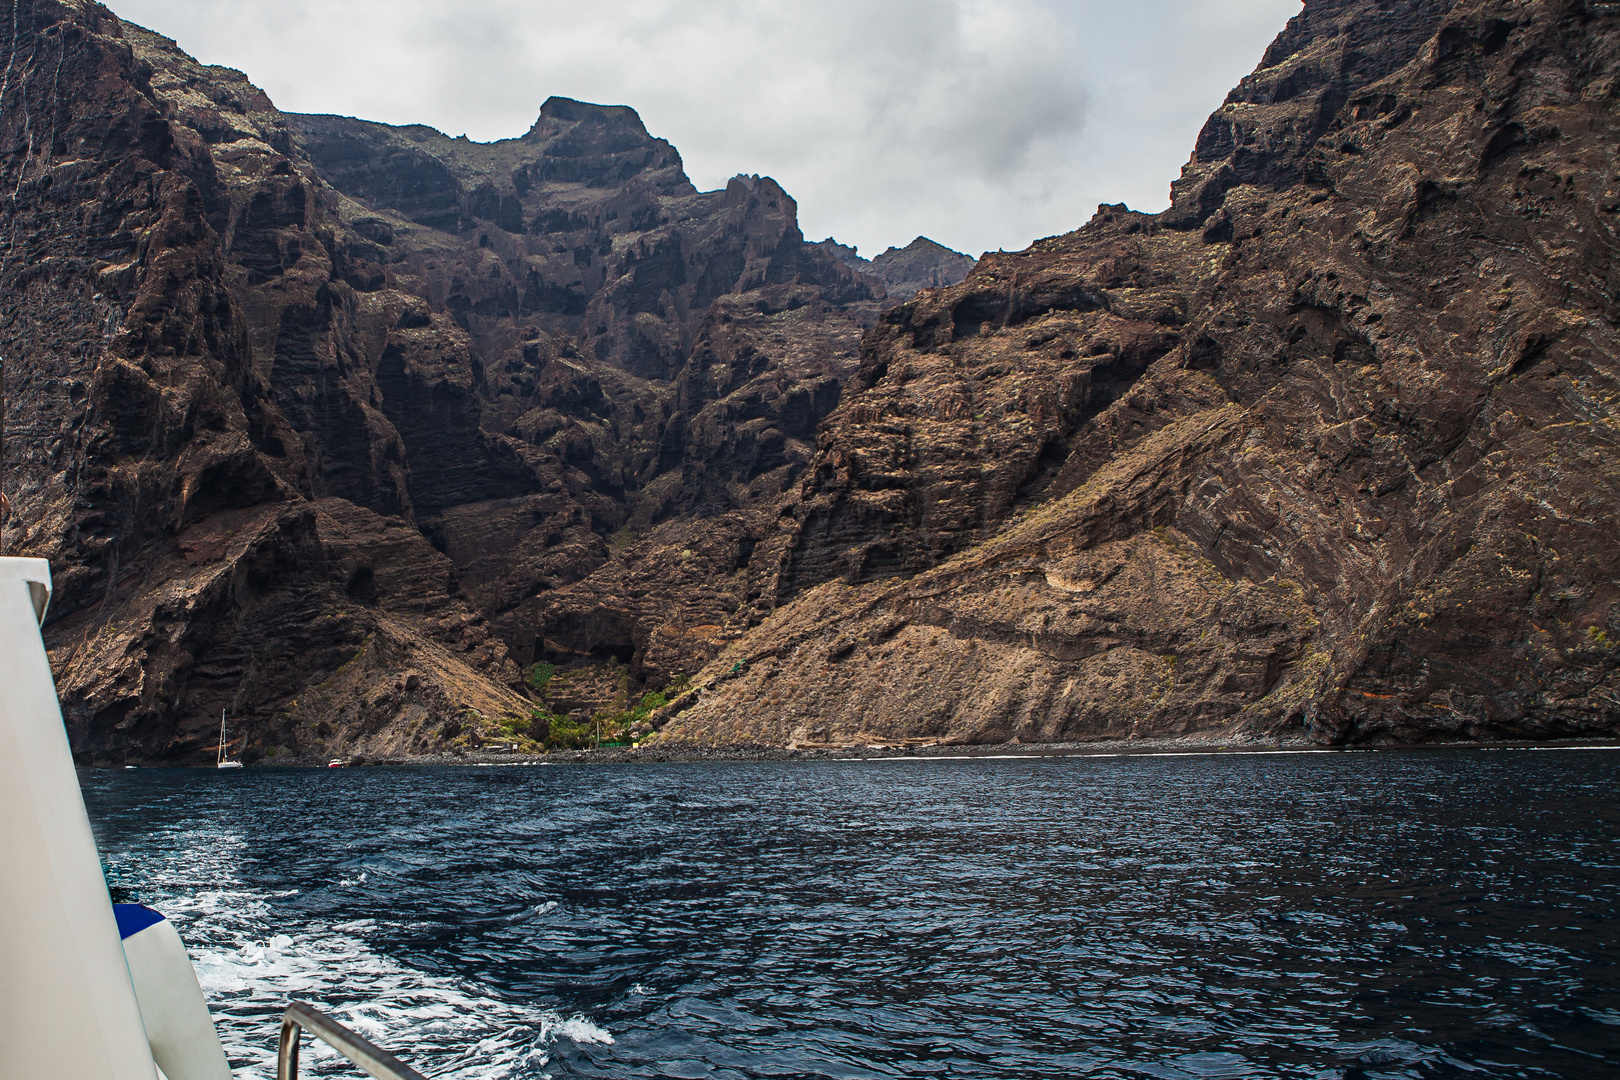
[91,734,1620,769]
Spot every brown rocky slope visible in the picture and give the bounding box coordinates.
[6,0,1618,760]
[657,0,1620,748]
[0,0,887,761]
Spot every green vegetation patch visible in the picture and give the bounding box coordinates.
[517,669,691,750]
[528,662,557,694]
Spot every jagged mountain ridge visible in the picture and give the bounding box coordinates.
[0,0,906,761]
[4,0,1617,759]
[289,104,878,383]
[656,0,1620,748]
[820,236,978,303]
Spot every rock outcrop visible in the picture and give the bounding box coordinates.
[660,0,1620,747]
[5,0,1617,758]
[823,235,977,303]
[0,0,882,761]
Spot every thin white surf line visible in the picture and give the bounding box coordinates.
[856,745,1620,763]
[859,750,1344,762]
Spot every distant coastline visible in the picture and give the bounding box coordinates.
[91,736,1620,769]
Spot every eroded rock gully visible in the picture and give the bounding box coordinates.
[3,0,1617,760]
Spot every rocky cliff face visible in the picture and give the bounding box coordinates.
[6,0,1616,759]
[659,0,1620,748]
[0,0,883,761]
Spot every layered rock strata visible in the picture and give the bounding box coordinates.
[660,0,1620,747]
[6,0,1618,758]
[0,0,882,760]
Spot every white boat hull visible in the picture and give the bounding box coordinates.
[118,906,232,1080]
[0,558,157,1079]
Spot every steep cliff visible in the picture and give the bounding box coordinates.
[7,0,1617,759]
[279,106,886,692]
[660,0,1620,747]
[0,0,882,761]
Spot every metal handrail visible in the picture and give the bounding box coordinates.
[277,1001,428,1080]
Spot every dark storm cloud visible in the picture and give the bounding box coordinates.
[109,0,1301,257]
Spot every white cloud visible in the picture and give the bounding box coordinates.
[109,0,1301,257]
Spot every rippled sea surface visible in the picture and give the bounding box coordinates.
[81,749,1620,1079]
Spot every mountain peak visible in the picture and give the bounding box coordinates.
[867,236,976,302]
[525,96,651,141]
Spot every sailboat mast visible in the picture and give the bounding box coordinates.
[218,709,226,766]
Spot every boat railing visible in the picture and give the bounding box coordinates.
[277,1001,428,1080]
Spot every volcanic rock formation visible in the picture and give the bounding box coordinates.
[0,0,883,761]
[3,0,1618,760]
[658,0,1620,747]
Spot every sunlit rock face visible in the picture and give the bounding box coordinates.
[660,0,1620,748]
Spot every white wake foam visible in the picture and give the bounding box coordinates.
[123,827,608,1079]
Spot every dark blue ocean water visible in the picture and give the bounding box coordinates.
[81,749,1620,1080]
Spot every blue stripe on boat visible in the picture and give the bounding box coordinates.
[113,903,166,939]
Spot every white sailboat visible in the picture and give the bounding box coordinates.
[216,709,242,769]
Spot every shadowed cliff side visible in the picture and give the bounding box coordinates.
[0,0,887,760]
[280,105,889,699]
[0,0,533,761]
[822,236,977,304]
[659,0,1620,748]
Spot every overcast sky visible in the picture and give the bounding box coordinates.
[111,0,1301,259]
